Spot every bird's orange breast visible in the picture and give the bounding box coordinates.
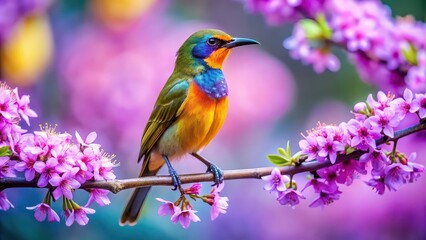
[167,81,228,155]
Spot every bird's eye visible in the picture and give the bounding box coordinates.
[207,38,218,46]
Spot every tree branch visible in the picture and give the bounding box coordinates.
[1,122,426,194]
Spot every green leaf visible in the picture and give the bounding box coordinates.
[0,146,12,157]
[286,141,291,156]
[277,147,286,156]
[299,19,322,39]
[316,13,332,39]
[267,154,291,166]
[401,43,417,65]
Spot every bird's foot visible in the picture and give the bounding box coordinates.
[168,167,182,191]
[162,154,182,192]
[206,163,224,187]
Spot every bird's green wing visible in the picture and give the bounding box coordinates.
[138,79,189,164]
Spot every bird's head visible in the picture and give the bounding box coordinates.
[175,29,259,73]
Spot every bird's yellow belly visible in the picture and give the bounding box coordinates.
[157,82,228,157]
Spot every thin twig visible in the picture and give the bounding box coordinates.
[1,122,425,194]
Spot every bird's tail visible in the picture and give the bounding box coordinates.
[119,155,163,226]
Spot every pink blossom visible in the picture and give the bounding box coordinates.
[299,136,320,161]
[366,176,386,195]
[0,191,14,211]
[0,89,18,120]
[316,135,344,163]
[346,119,381,150]
[261,168,289,197]
[156,198,180,217]
[411,93,426,118]
[171,207,201,229]
[74,206,96,226]
[184,183,202,195]
[26,203,60,222]
[13,88,37,126]
[33,158,60,187]
[65,206,96,226]
[75,131,100,150]
[406,66,426,92]
[14,152,38,181]
[49,167,81,200]
[309,186,342,208]
[85,189,111,207]
[359,150,389,176]
[0,156,15,178]
[209,183,229,221]
[277,188,305,208]
[304,49,340,73]
[384,163,413,191]
[390,88,416,118]
[368,108,400,138]
[336,159,367,185]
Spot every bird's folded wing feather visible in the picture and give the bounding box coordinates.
[138,79,190,166]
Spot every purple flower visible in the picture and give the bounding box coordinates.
[209,183,229,221]
[411,93,426,118]
[64,206,96,226]
[74,206,96,226]
[156,198,180,217]
[171,207,201,229]
[261,168,289,197]
[302,178,330,193]
[384,163,413,191]
[406,66,426,92]
[366,176,386,195]
[336,159,367,185]
[14,152,37,181]
[13,88,37,126]
[346,119,381,150]
[75,131,100,150]
[277,188,305,208]
[299,136,320,161]
[316,135,344,164]
[26,203,60,222]
[317,165,339,186]
[93,159,115,181]
[0,191,14,211]
[309,187,342,208]
[360,150,389,176]
[0,89,18,120]
[407,161,424,183]
[367,91,393,111]
[184,183,202,195]
[85,189,111,207]
[403,152,423,183]
[304,49,340,73]
[33,158,59,187]
[0,156,16,178]
[390,88,416,119]
[49,167,81,200]
[368,108,400,138]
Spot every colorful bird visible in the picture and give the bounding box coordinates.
[120,29,259,225]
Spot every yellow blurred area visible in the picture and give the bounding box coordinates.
[91,0,157,30]
[1,15,53,86]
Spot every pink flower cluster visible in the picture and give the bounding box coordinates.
[264,88,425,208]
[156,183,229,229]
[0,82,116,226]
[243,0,426,93]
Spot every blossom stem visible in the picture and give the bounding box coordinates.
[1,122,426,194]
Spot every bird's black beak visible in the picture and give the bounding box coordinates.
[223,37,260,49]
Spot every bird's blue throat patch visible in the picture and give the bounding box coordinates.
[194,68,228,99]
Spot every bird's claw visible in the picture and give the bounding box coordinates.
[169,168,182,191]
[207,164,224,187]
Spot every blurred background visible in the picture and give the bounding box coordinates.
[0,0,425,239]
